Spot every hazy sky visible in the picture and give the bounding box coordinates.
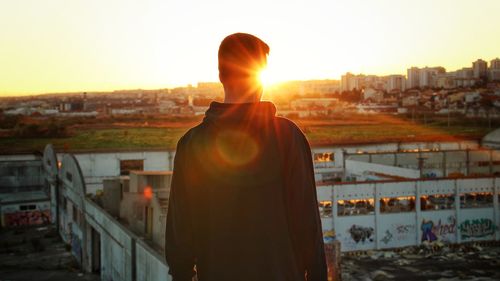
[1,0,499,96]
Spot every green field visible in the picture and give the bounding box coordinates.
[0,128,189,152]
[0,121,494,153]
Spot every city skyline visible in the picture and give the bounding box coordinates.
[1,0,500,96]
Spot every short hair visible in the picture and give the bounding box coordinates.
[218,33,270,80]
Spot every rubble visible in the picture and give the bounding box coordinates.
[341,242,500,281]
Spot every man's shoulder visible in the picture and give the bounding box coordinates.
[274,116,306,139]
[176,122,205,148]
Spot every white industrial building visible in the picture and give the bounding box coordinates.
[2,135,500,281]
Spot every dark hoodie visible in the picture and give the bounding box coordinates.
[165,101,327,281]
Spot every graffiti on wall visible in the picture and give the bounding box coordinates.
[421,216,456,242]
[348,225,374,243]
[71,231,82,264]
[380,230,393,244]
[380,223,416,245]
[459,219,497,239]
[396,224,415,234]
[4,210,50,227]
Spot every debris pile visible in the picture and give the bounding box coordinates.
[341,242,500,281]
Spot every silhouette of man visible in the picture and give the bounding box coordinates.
[165,33,327,281]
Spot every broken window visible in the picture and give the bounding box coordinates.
[460,192,493,208]
[314,152,334,162]
[72,205,78,223]
[337,198,375,216]
[420,194,455,211]
[314,152,335,169]
[380,196,415,213]
[66,171,73,182]
[19,204,36,211]
[318,201,332,217]
[62,197,67,211]
[120,159,144,176]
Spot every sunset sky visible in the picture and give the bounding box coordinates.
[1,0,499,96]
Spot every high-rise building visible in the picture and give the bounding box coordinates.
[418,67,445,88]
[456,67,474,79]
[490,58,500,69]
[341,72,355,92]
[489,58,500,81]
[472,59,488,79]
[386,75,406,92]
[406,67,420,89]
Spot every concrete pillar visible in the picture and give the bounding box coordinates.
[324,241,341,281]
[415,181,422,246]
[374,183,380,250]
[494,178,499,241]
[455,179,461,244]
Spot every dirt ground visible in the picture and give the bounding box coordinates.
[0,225,99,281]
[341,242,500,281]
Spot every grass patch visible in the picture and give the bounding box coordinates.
[0,118,495,152]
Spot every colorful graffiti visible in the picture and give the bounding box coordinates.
[348,225,374,243]
[4,210,51,227]
[459,219,497,239]
[421,216,456,242]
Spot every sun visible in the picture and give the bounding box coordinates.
[258,67,280,88]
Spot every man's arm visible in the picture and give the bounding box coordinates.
[283,125,327,281]
[165,137,196,281]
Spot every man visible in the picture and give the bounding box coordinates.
[165,33,327,281]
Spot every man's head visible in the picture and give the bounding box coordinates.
[218,33,269,102]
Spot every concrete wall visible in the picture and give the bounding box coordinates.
[64,151,173,194]
[0,159,43,192]
[135,239,170,281]
[58,152,171,281]
[346,160,420,180]
[317,177,500,252]
[85,199,135,281]
[347,149,500,179]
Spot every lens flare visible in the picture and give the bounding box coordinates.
[215,129,259,167]
[144,186,153,199]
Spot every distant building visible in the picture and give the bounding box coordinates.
[406,67,420,89]
[290,98,338,110]
[386,75,406,92]
[435,73,455,89]
[489,58,500,81]
[341,72,356,91]
[472,59,488,79]
[298,80,339,95]
[363,88,384,103]
[418,67,446,88]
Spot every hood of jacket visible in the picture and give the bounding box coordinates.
[203,101,277,126]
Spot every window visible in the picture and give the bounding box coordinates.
[62,197,67,211]
[120,159,144,175]
[314,152,334,162]
[338,199,375,216]
[380,196,415,213]
[66,171,73,182]
[318,201,332,217]
[421,194,455,211]
[72,205,78,223]
[19,204,36,211]
[460,192,493,208]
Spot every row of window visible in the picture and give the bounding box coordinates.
[318,192,499,217]
[19,204,37,211]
